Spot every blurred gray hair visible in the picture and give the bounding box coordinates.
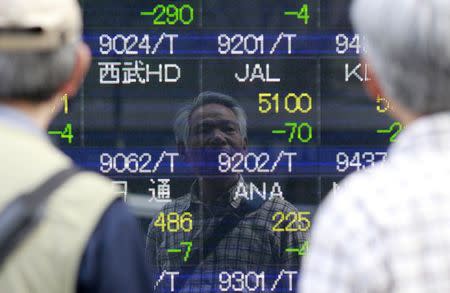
[174,91,248,145]
[351,0,450,114]
[0,44,77,102]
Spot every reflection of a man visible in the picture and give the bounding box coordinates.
[146,92,307,292]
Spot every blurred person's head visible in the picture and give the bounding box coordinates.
[0,0,91,128]
[351,0,450,125]
[174,91,248,177]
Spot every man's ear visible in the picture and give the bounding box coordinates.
[241,137,248,154]
[177,142,188,160]
[364,61,385,101]
[56,42,92,98]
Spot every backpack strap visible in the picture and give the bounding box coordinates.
[176,196,266,289]
[0,166,81,267]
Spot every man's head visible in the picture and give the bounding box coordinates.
[174,92,248,176]
[0,0,91,127]
[351,0,450,124]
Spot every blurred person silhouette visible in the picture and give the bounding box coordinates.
[300,0,450,292]
[0,0,153,292]
[146,92,307,292]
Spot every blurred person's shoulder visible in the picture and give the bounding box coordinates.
[318,158,422,230]
[0,127,120,290]
[0,122,118,208]
[63,170,118,200]
[44,169,120,238]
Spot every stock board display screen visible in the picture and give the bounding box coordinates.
[47,1,398,291]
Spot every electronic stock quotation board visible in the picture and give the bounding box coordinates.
[48,0,400,291]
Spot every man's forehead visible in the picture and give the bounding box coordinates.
[190,103,238,124]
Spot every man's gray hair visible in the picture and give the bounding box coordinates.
[174,91,248,145]
[351,0,450,114]
[0,44,77,102]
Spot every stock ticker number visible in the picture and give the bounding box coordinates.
[99,152,178,174]
[218,151,297,174]
[336,151,388,173]
[140,4,194,25]
[219,270,298,292]
[154,212,193,232]
[272,212,311,233]
[218,33,296,55]
[258,93,313,114]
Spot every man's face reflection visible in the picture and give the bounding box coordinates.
[185,103,247,176]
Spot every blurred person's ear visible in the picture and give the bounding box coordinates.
[363,59,385,102]
[57,43,92,98]
[363,59,418,125]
